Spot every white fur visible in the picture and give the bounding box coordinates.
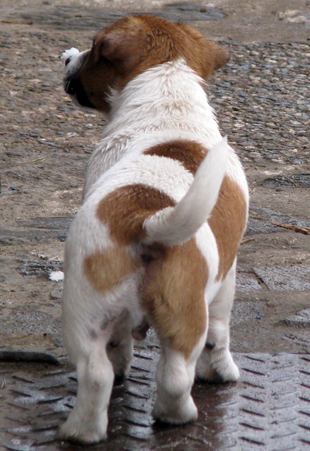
[60,55,249,444]
[196,262,240,382]
[61,47,80,61]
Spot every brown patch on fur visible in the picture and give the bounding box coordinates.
[76,15,229,111]
[141,238,208,359]
[208,176,247,280]
[84,246,139,293]
[96,184,175,245]
[144,140,208,175]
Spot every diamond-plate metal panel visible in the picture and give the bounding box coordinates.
[1,352,310,451]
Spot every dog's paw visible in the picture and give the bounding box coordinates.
[152,395,198,425]
[58,416,107,445]
[61,48,80,66]
[213,353,240,382]
[196,348,239,383]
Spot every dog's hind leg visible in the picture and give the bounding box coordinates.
[152,334,206,425]
[59,283,116,444]
[106,309,134,379]
[141,239,208,424]
[59,334,114,444]
[196,261,239,383]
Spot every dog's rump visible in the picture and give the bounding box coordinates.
[143,137,228,246]
[81,137,227,359]
[94,137,228,250]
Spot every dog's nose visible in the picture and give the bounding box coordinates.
[66,79,76,95]
[64,77,96,109]
[65,78,83,96]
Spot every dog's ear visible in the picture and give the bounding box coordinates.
[96,17,146,70]
[178,23,230,79]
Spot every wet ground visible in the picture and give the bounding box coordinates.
[0,0,310,449]
[2,352,310,450]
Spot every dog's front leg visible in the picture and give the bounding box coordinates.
[196,262,240,383]
[59,342,113,445]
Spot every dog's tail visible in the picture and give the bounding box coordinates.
[143,137,229,247]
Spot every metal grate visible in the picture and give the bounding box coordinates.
[1,351,310,450]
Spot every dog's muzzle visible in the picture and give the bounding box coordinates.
[64,76,96,109]
[62,48,95,109]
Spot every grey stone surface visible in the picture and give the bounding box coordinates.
[231,300,266,325]
[262,173,310,189]
[246,204,310,235]
[4,3,225,31]
[254,265,310,291]
[50,285,63,300]
[1,310,61,335]
[236,273,262,292]
[281,309,310,327]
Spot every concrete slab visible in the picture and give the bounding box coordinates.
[280,308,310,328]
[253,265,310,291]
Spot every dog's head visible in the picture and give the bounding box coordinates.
[63,15,230,114]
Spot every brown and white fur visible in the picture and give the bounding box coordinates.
[59,15,249,444]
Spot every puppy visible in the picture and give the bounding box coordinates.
[59,15,249,444]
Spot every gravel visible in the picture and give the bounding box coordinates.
[209,42,310,167]
[0,9,309,356]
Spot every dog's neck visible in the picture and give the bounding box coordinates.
[83,59,222,198]
[107,59,219,138]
